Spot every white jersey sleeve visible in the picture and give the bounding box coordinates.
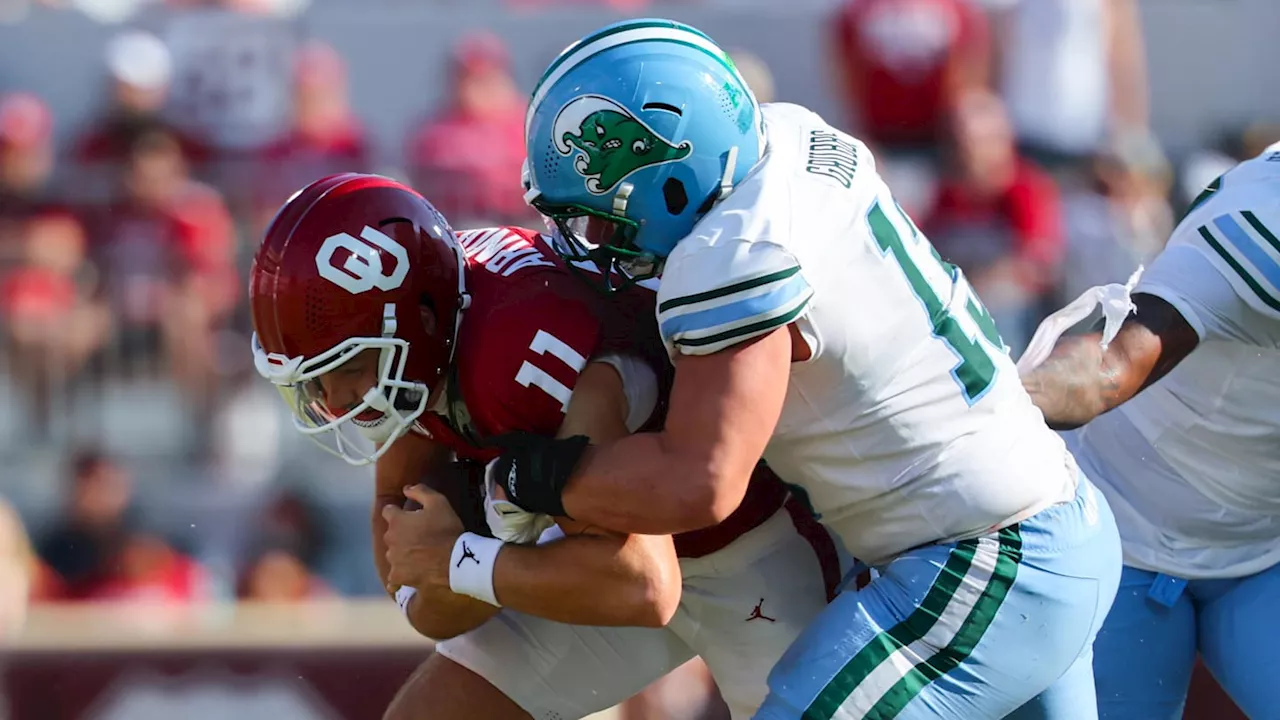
[1137,186,1280,346]
[656,238,813,356]
[1136,244,1273,345]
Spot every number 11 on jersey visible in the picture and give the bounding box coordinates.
[515,330,588,411]
[868,199,1005,405]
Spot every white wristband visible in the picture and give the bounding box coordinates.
[394,585,417,617]
[449,532,503,607]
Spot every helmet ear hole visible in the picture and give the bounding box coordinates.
[419,296,438,337]
[663,178,689,215]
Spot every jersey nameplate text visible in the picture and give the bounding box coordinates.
[805,130,858,189]
[458,228,556,277]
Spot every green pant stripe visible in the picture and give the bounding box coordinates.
[802,540,980,720]
[866,527,1025,719]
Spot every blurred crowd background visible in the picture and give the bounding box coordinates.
[0,0,1274,717]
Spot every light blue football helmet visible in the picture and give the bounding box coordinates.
[523,18,763,288]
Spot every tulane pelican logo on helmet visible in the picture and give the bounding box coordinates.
[553,94,693,195]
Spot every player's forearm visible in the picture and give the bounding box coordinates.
[1021,333,1123,430]
[561,432,742,535]
[493,532,680,627]
[405,584,500,641]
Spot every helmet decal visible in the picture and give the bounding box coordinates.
[314,225,410,294]
[553,94,692,195]
[524,19,763,261]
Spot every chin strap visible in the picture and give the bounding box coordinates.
[718,145,740,200]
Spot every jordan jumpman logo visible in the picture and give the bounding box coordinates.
[746,598,776,622]
[456,542,479,568]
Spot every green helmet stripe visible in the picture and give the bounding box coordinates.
[532,19,712,98]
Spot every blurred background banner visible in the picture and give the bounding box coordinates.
[0,0,1272,718]
[4,602,428,720]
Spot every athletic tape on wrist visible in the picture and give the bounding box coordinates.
[394,585,417,617]
[449,532,502,607]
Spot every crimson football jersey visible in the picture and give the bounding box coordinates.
[415,226,796,562]
[416,226,666,461]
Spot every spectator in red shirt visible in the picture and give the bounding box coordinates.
[923,89,1063,355]
[1,212,110,435]
[83,534,211,604]
[830,0,990,153]
[90,129,236,420]
[406,32,530,228]
[253,41,369,231]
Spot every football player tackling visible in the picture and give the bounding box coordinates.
[248,173,847,719]
[1021,145,1280,718]
[494,19,1123,719]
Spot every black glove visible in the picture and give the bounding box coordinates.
[489,432,590,517]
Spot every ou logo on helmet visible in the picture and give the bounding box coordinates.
[315,226,409,294]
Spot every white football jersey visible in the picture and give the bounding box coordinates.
[1067,145,1280,579]
[656,104,1076,564]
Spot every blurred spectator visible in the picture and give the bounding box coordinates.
[0,211,110,436]
[86,533,211,603]
[90,128,237,418]
[830,0,990,154]
[986,0,1149,181]
[923,90,1062,355]
[36,450,209,603]
[237,489,331,601]
[1060,130,1173,302]
[163,0,308,13]
[72,30,210,203]
[407,32,528,228]
[0,92,56,230]
[829,0,990,215]
[1179,122,1280,210]
[36,450,133,597]
[1234,122,1280,161]
[729,49,775,105]
[253,41,369,230]
[239,548,331,601]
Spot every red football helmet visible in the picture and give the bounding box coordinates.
[249,173,469,465]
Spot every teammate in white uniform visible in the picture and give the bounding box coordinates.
[495,18,1123,719]
[1022,145,1280,718]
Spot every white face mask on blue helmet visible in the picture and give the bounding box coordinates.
[523,19,764,289]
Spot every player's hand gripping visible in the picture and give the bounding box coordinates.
[484,457,557,544]
[382,484,464,592]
